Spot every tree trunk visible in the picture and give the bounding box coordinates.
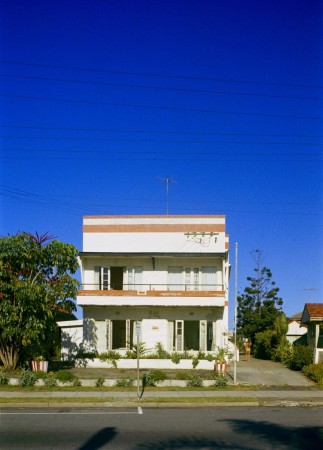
[0,345,19,369]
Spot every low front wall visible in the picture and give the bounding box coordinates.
[75,358,215,370]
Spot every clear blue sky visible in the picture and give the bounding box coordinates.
[0,0,322,324]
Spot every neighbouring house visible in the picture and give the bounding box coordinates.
[301,303,323,363]
[286,312,307,345]
[57,320,83,361]
[71,215,230,359]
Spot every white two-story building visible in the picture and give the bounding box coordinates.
[77,215,230,355]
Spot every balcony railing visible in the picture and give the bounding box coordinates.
[79,283,225,292]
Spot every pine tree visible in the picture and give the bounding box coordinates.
[237,249,283,344]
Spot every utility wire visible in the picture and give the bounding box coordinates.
[0,59,322,89]
[1,135,322,146]
[1,93,321,120]
[0,124,322,138]
[0,72,321,101]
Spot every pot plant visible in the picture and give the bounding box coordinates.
[31,355,48,373]
[214,346,232,375]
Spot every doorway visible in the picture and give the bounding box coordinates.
[110,267,124,290]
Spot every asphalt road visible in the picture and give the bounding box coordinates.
[1,406,322,449]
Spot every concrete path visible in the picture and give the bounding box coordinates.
[227,356,313,386]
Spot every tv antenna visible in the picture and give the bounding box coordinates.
[304,288,318,300]
[157,177,177,216]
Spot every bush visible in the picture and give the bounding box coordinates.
[186,374,203,387]
[56,369,76,383]
[272,339,293,365]
[116,377,135,387]
[95,377,105,388]
[254,330,278,360]
[99,351,120,368]
[302,362,323,383]
[170,352,181,364]
[154,342,170,359]
[192,356,200,369]
[18,369,38,387]
[143,369,167,387]
[44,373,57,387]
[0,369,9,385]
[73,377,81,387]
[214,374,228,387]
[288,346,314,371]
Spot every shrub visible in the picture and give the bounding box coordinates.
[56,369,76,383]
[0,369,9,385]
[205,353,215,362]
[288,345,314,371]
[73,377,81,387]
[214,374,228,387]
[272,339,293,365]
[44,374,57,387]
[154,342,170,359]
[254,330,278,360]
[95,377,105,388]
[18,369,38,387]
[302,362,323,383]
[99,350,121,368]
[186,374,203,387]
[143,369,167,387]
[192,356,200,369]
[116,377,135,387]
[170,352,181,364]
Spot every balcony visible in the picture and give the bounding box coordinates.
[77,283,227,308]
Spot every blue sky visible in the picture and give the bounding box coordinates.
[0,0,322,324]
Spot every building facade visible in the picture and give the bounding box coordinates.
[77,215,230,355]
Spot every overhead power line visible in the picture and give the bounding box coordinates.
[1,135,322,146]
[0,72,321,101]
[0,60,322,89]
[1,124,322,139]
[1,93,321,120]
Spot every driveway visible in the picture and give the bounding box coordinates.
[227,356,314,386]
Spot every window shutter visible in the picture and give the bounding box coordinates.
[127,267,134,290]
[175,320,184,352]
[134,266,143,291]
[199,320,207,352]
[168,266,183,291]
[106,319,112,351]
[201,266,216,290]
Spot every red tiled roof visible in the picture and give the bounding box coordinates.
[303,303,323,321]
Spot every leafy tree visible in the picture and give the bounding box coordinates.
[0,232,79,369]
[237,249,283,346]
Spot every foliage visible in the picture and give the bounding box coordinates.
[95,376,105,388]
[73,377,81,386]
[154,342,170,359]
[254,330,278,360]
[43,373,57,387]
[237,250,284,345]
[186,374,203,387]
[288,345,314,371]
[18,369,38,387]
[302,362,323,384]
[143,369,167,386]
[99,350,121,368]
[214,374,228,387]
[0,368,9,385]
[125,342,149,359]
[192,355,200,369]
[170,352,181,364]
[214,346,232,363]
[272,339,293,365]
[0,232,79,369]
[56,369,76,383]
[116,377,135,387]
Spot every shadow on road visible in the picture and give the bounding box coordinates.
[77,427,117,450]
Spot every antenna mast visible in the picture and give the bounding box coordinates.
[157,177,176,216]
